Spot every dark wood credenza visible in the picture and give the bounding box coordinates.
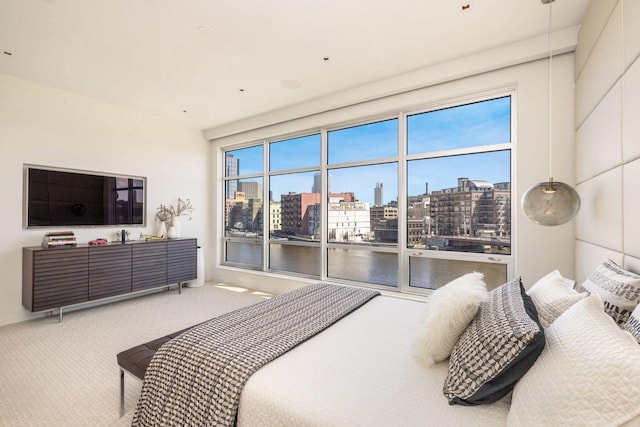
[22,238,197,319]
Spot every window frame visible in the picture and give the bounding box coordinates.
[220,90,515,296]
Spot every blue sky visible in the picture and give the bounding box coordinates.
[407,96,511,153]
[226,96,511,205]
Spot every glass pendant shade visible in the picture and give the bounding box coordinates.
[521,178,581,226]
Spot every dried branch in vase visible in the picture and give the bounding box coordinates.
[155,204,172,223]
[169,198,194,220]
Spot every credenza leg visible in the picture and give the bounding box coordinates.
[120,369,125,417]
[58,307,63,323]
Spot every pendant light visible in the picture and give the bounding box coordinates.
[521,0,580,226]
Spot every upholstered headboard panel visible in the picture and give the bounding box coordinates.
[574,0,640,283]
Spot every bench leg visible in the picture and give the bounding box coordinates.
[120,368,125,417]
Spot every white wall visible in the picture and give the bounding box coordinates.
[208,53,578,296]
[0,73,210,326]
[574,0,640,282]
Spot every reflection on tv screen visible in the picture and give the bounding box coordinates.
[27,167,145,227]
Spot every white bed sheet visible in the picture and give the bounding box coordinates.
[238,295,510,427]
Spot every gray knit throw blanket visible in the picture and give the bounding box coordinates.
[132,283,379,426]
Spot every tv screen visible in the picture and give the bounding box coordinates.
[25,166,146,227]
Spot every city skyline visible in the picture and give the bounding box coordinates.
[226,169,511,255]
[229,155,510,207]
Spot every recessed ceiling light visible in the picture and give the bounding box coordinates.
[323,57,330,61]
[197,25,214,36]
[239,88,245,92]
[282,80,301,89]
[3,51,12,56]
[461,4,470,10]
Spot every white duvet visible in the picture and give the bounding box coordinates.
[237,295,510,427]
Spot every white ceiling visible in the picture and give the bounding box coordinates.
[0,0,589,132]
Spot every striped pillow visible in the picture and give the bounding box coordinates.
[577,259,640,326]
[443,277,544,405]
[624,305,640,344]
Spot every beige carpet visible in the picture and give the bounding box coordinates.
[0,283,270,426]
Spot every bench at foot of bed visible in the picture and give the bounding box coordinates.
[116,327,188,416]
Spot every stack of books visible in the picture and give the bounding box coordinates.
[42,231,77,248]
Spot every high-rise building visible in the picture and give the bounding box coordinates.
[312,173,331,193]
[374,182,384,207]
[225,153,239,198]
[281,192,321,236]
[225,191,263,233]
[428,177,511,239]
[237,181,262,200]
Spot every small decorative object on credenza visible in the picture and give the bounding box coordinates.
[168,198,193,239]
[42,231,77,248]
[156,198,194,239]
[155,204,171,238]
[115,229,130,243]
[139,233,165,242]
[88,238,108,245]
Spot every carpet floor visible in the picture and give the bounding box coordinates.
[0,283,269,426]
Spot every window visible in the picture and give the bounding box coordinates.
[406,96,512,290]
[269,134,322,276]
[328,118,398,163]
[269,169,321,276]
[326,119,399,286]
[406,150,511,248]
[270,134,320,171]
[221,93,513,294]
[326,163,398,245]
[223,146,264,269]
[407,97,511,154]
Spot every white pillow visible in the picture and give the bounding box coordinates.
[412,272,487,367]
[527,270,586,328]
[508,295,640,427]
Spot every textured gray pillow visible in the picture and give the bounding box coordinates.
[443,277,544,405]
[624,305,640,344]
[577,259,640,326]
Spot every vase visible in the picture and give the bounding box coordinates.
[172,216,181,238]
[167,224,177,239]
[156,221,167,238]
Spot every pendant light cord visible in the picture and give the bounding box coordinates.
[547,1,553,181]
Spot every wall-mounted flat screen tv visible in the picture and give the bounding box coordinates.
[25,165,146,228]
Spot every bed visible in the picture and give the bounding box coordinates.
[237,295,510,427]
[119,260,640,427]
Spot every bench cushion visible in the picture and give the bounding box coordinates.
[117,328,188,380]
